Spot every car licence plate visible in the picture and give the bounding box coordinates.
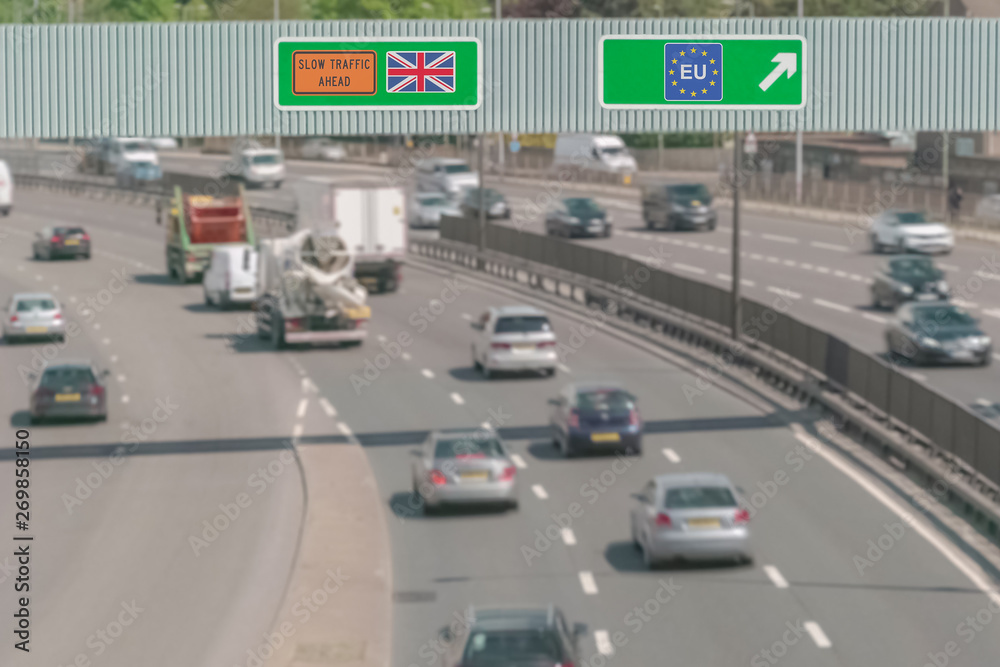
[591,432,621,443]
[55,393,81,402]
[687,518,721,529]
[64,239,80,246]
[513,343,535,351]
[951,350,974,360]
[459,471,489,481]
[235,287,252,294]
[25,326,48,333]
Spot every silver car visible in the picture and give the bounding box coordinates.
[411,191,461,228]
[471,305,559,379]
[4,293,67,343]
[630,473,752,568]
[411,428,519,513]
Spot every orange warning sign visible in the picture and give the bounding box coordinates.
[292,50,376,96]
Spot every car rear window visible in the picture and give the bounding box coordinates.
[40,367,95,388]
[914,306,976,328]
[889,258,939,281]
[495,316,551,334]
[444,164,471,174]
[463,629,563,666]
[665,486,737,509]
[434,437,504,459]
[55,227,86,236]
[577,389,634,411]
[668,184,711,200]
[16,298,56,311]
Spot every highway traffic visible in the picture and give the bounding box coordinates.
[3,181,1000,667]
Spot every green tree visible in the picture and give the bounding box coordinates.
[310,0,488,19]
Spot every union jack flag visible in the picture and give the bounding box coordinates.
[386,51,456,93]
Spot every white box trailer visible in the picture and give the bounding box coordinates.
[296,177,406,293]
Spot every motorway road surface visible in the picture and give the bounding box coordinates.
[2,189,1000,666]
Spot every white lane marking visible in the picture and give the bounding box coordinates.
[17,265,24,271]
[116,374,126,383]
[579,571,599,595]
[110,355,118,363]
[673,263,706,275]
[684,241,700,249]
[662,448,681,463]
[763,565,790,589]
[953,299,979,310]
[834,270,848,278]
[762,233,798,244]
[51,284,60,292]
[319,397,337,418]
[814,298,851,313]
[938,262,960,271]
[910,372,928,382]
[422,368,435,379]
[561,528,577,546]
[766,257,780,264]
[450,392,465,405]
[982,308,1000,320]
[292,423,304,439]
[338,422,353,437]
[69,295,77,303]
[716,272,730,281]
[594,630,614,656]
[93,323,101,330]
[102,337,111,345]
[557,363,572,373]
[975,270,1000,281]
[401,352,412,361]
[791,425,1000,608]
[377,334,387,342]
[715,273,755,287]
[816,266,831,274]
[481,421,492,429]
[34,274,42,281]
[302,377,317,393]
[862,313,887,324]
[121,395,130,404]
[296,398,309,418]
[811,241,850,252]
[804,621,832,649]
[994,353,1000,362]
[800,263,813,270]
[783,259,797,267]
[850,274,865,282]
[510,454,527,469]
[768,286,802,300]
[532,484,549,500]
[461,313,473,321]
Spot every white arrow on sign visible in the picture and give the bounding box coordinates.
[758,53,798,92]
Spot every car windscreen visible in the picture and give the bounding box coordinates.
[444,164,471,174]
[600,146,625,156]
[895,212,929,224]
[494,316,552,334]
[462,629,563,667]
[665,486,737,509]
[251,154,281,165]
[577,389,634,411]
[420,196,447,207]
[120,140,153,152]
[668,184,711,201]
[565,198,602,214]
[54,227,86,237]
[16,298,56,311]
[40,367,95,388]
[889,258,940,281]
[914,307,976,329]
[433,437,504,459]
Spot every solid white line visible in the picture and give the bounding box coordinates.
[319,397,337,418]
[768,286,802,300]
[762,233,798,244]
[763,565,789,589]
[450,392,465,405]
[662,448,681,463]
[296,398,308,419]
[579,571,599,595]
[791,425,1000,608]
[804,621,832,648]
[813,298,852,313]
[673,262,706,275]
[510,454,527,469]
[338,422,353,437]
[292,423,304,439]
[557,363,572,373]
[862,313,887,324]
[532,484,548,500]
[910,372,928,382]
[594,630,614,656]
[422,368,435,379]
[811,241,850,252]
[121,395,130,404]
[561,528,577,546]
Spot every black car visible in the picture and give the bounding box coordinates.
[549,382,642,456]
[641,183,717,231]
[886,303,992,366]
[30,361,109,423]
[461,188,510,219]
[871,256,948,310]
[32,226,91,260]
[544,197,612,238]
[440,606,587,667]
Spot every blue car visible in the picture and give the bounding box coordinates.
[549,382,642,457]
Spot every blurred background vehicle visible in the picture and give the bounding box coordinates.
[973,193,1000,223]
[470,306,558,379]
[886,303,992,366]
[553,134,637,174]
[300,137,347,162]
[235,147,285,189]
[202,244,258,309]
[544,197,612,238]
[870,256,949,310]
[439,607,586,667]
[549,382,641,457]
[81,137,159,176]
[4,292,66,343]
[0,158,12,215]
[870,210,955,255]
[32,225,90,260]
[630,473,752,568]
[150,137,179,150]
[460,187,510,219]
[409,191,461,229]
[115,159,163,189]
[411,429,519,513]
[29,361,108,423]
[642,183,718,231]
[416,157,479,196]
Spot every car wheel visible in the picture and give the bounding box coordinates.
[603,226,612,238]
[482,365,492,380]
[473,357,482,371]
[83,252,91,260]
[507,499,519,511]
[641,538,658,570]
[29,414,40,425]
[631,520,641,550]
[380,274,398,293]
[204,291,212,306]
[561,437,574,459]
[980,354,992,367]
[871,234,883,254]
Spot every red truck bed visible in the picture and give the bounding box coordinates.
[184,195,247,244]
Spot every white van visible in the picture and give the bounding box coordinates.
[415,158,480,196]
[236,148,286,189]
[553,134,637,174]
[0,160,12,216]
[202,245,258,308]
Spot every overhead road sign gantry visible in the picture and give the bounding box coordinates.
[274,37,482,110]
[600,35,806,110]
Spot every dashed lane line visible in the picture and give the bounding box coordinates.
[121,395,130,404]
[662,448,681,463]
[804,622,832,649]
[450,392,465,405]
[510,454,527,469]
[767,287,802,300]
[673,263,706,275]
[292,423,304,440]
[814,298,851,313]
[557,363,572,374]
[422,369,435,379]
[338,422,353,437]
[594,630,614,656]
[579,571,599,595]
[763,565,789,589]
[296,398,309,419]
[811,241,849,252]
[561,528,577,546]
[302,377,317,393]
[532,484,549,500]
[762,233,798,244]
[319,397,337,418]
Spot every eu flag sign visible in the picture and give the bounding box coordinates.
[665,43,723,102]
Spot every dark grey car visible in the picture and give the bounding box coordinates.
[886,303,992,366]
[32,226,91,260]
[871,256,948,310]
[642,183,717,231]
[544,197,612,238]
[440,607,586,667]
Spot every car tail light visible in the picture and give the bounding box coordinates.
[285,317,304,332]
[53,313,62,321]
[9,314,17,323]
[428,470,447,486]
[51,236,62,243]
[629,408,640,426]
[568,410,580,428]
[82,233,90,241]
[499,465,517,482]
[35,388,54,402]
[537,340,556,348]
[655,512,672,527]
[734,509,750,525]
[491,342,511,350]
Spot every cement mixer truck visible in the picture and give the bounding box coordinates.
[254,229,371,349]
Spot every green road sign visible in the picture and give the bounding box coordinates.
[273,38,481,110]
[600,35,806,110]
